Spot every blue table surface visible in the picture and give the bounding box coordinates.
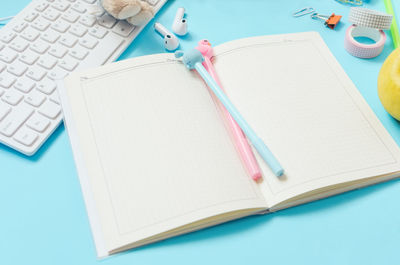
[2,0,400,264]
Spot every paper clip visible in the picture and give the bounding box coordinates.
[311,13,342,29]
[293,7,315,17]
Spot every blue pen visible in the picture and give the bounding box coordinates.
[175,49,284,177]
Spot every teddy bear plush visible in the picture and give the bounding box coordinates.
[100,0,155,26]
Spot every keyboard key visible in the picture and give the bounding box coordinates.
[37,79,56,94]
[48,44,68,58]
[21,27,40,42]
[19,51,39,65]
[51,20,70,33]
[0,103,11,121]
[0,72,17,88]
[25,90,46,107]
[30,40,50,54]
[62,9,80,23]
[69,46,88,60]
[0,48,18,63]
[49,91,60,104]
[48,68,68,80]
[79,15,97,27]
[13,127,38,146]
[79,36,98,49]
[2,90,23,105]
[0,103,34,137]
[52,0,70,11]
[89,25,108,39]
[42,7,61,21]
[58,57,78,71]
[0,43,4,51]
[26,113,50,132]
[39,101,61,119]
[26,67,47,81]
[37,55,58,70]
[59,33,77,48]
[31,18,51,31]
[7,62,28,76]
[13,21,28,33]
[79,34,123,68]
[0,31,17,43]
[72,2,87,13]
[69,24,87,37]
[113,21,135,37]
[9,38,29,52]
[41,29,60,43]
[97,14,117,29]
[35,2,49,12]
[0,63,5,72]
[87,5,105,17]
[14,77,35,93]
[24,11,39,22]
[82,0,97,4]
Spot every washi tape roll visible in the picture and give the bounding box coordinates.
[348,7,393,30]
[344,25,386,58]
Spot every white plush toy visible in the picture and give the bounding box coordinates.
[100,0,155,26]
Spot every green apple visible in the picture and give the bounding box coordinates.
[378,48,400,120]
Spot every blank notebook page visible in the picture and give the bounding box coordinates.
[213,33,400,205]
[66,55,267,251]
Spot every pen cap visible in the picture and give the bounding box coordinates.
[175,49,204,69]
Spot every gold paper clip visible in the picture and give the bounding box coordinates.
[311,12,342,30]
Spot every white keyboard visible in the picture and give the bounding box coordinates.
[0,0,166,155]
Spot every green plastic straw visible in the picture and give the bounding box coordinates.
[384,0,400,48]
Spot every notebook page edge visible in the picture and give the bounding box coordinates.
[58,78,109,258]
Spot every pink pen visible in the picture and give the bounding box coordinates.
[196,40,262,181]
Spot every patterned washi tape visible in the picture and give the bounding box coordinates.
[344,25,386,58]
[348,7,393,30]
[345,7,392,58]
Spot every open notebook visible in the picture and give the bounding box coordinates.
[59,32,400,257]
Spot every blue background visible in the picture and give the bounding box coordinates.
[1,0,400,264]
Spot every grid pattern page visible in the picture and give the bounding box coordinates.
[213,33,400,204]
[67,55,267,251]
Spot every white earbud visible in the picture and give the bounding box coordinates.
[172,7,187,36]
[154,22,180,51]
